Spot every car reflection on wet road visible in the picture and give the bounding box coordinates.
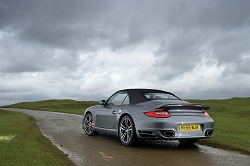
[3,108,250,166]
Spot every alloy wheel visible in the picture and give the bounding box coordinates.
[84,113,98,136]
[119,115,135,145]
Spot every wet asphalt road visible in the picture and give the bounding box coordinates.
[2,108,250,166]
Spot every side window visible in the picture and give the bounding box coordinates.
[122,95,130,105]
[107,92,129,106]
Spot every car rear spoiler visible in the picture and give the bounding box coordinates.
[158,103,209,110]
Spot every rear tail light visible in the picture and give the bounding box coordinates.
[144,110,171,118]
[203,111,210,118]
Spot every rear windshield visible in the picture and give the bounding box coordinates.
[143,92,179,100]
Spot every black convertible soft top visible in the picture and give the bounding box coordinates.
[116,89,181,104]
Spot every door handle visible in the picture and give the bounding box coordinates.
[112,110,116,114]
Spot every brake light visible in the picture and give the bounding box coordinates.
[203,111,210,118]
[144,110,171,118]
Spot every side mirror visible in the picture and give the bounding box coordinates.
[99,100,106,105]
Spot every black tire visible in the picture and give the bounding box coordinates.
[178,139,199,144]
[118,115,137,146]
[83,113,99,136]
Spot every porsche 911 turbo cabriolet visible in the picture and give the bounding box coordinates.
[82,89,214,146]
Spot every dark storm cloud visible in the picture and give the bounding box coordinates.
[1,0,250,105]
[0,0,147,51]
[150,0,250,80]
[164,0,250,30]
[152,31,207,79]
[0,39,80,73]
[211,28,250,63]
[1,0,250,51]
[0,0,110,50]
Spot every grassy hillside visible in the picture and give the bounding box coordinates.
[2,97,250,155]
[188,98,250,155]
[2,99,98,115]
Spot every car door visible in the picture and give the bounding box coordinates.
[96,91,129,129]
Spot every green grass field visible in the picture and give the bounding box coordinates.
[1,97,250,162]
[0,110,75,166]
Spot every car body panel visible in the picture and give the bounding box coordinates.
[95,105,118,129]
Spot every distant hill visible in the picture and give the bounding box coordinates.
[1,99,98,115]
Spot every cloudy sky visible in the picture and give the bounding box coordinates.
[1,0,250,106]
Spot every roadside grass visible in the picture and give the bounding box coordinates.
[0,109,75,166]
[2,97,250,155]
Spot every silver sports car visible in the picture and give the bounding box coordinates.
[82,89,214,146]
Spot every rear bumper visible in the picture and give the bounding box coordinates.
[137,129,214,140]
[133,114,214,140]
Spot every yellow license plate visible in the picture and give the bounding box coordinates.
[179,124,200,131]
